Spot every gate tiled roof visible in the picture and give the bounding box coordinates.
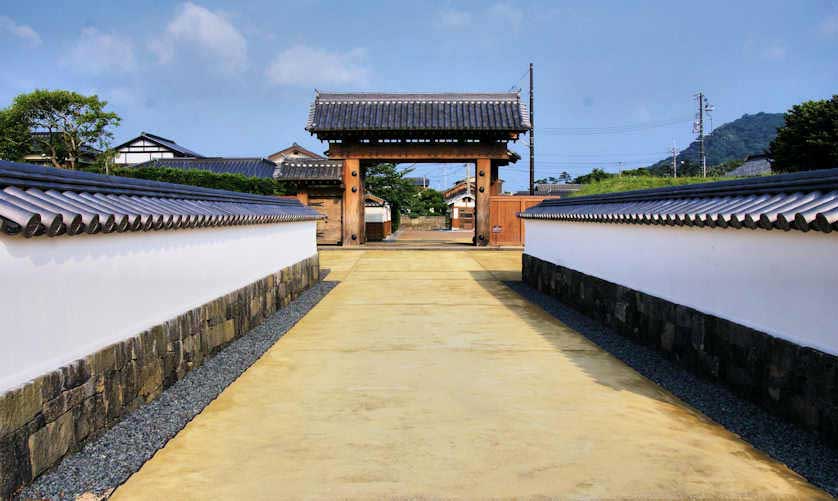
[306,92,531,136]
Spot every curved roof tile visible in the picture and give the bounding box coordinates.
[519,168,838,234]
[0,161,320,238]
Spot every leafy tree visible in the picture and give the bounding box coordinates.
[364,163,419,230]
[411,188,448,215]
[574,168,615,184]
[0,107,30,161]
[536,173,573,184]
[770,95,838,172]
[7,89,120,169]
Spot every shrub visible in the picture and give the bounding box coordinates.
[110,166,292,196]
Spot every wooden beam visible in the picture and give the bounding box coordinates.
[475,158,492,247]
[342,159,363,247]
[327,142,514,162]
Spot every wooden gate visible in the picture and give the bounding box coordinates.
[309,196,343,245]
[488,196,551,246]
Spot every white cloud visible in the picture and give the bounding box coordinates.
[437,9,472,29]
[488,3,524,32]
[762,44,787,61]
[436,3,524,32]
[68,28,136,74]
[821,14,838,36]
[266,45,369,87]
[151,2,247,73]
[0,16,41,47]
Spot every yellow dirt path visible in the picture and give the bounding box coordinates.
[112,250,827,500]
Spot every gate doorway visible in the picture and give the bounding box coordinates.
[304,91,530,247]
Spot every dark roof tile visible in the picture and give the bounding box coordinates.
[306,92,531,135]
[0,161,319,238]
[519,169,838,233]
[132,157,277,179]
[274,158,343,181]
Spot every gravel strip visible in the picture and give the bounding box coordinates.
[19,274,337,501]
[505,281,838,497]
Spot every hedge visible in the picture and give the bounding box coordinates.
[110,166,292,196]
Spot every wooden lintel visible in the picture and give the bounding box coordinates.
[326,142,513,162]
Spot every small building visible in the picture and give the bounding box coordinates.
[274,157,344,245]
[728,153,772,177]
[113,132,204,166]
[267,142,324,163]
[443,177,476,229]
[364,193,392,241]
[447,192,475,230]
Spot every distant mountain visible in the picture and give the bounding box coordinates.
[647,112,785,175]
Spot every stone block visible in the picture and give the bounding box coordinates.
[28,410,75,478]
[60,359,90,391]
[0,380,43,439]
[0,428,30,499]
[138,359,163,402]
[42,381,94,423]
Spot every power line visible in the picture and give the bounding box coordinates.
[541,117,693,135]
[507,67,530,92]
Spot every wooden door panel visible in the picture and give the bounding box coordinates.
[309,197,342,245]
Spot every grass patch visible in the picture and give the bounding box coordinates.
[569,175,732,197]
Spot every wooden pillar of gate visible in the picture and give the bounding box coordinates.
[342,158,364,246]
[475,157,492,246]
[490,163,501,195]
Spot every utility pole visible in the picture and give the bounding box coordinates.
[465,163,471,197]
[694,91,713,178]
[529,62,535,195]
[671,140,678,178]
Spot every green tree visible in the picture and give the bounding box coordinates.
[364,163,419,230]
[770,95,838,172]
[7,89,120,169]
[0,107,30,161]
[574,168,615,184]
[412,188,448,215]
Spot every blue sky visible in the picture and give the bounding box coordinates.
[1,1,836,191]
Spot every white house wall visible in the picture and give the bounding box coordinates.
[0,221,317,392]
[365,206,391,223]
[524,219,838,356]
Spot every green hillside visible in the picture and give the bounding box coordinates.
[647,112,784,175]
[569,175,732,197]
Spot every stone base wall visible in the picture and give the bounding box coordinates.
[522,253,838,447]
[0,254,319,499]
[400,216,447,231]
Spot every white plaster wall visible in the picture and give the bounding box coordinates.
[115,151,175,165]
[0,221,317,392]
[365,206,390,223]
[524,219,838,356]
